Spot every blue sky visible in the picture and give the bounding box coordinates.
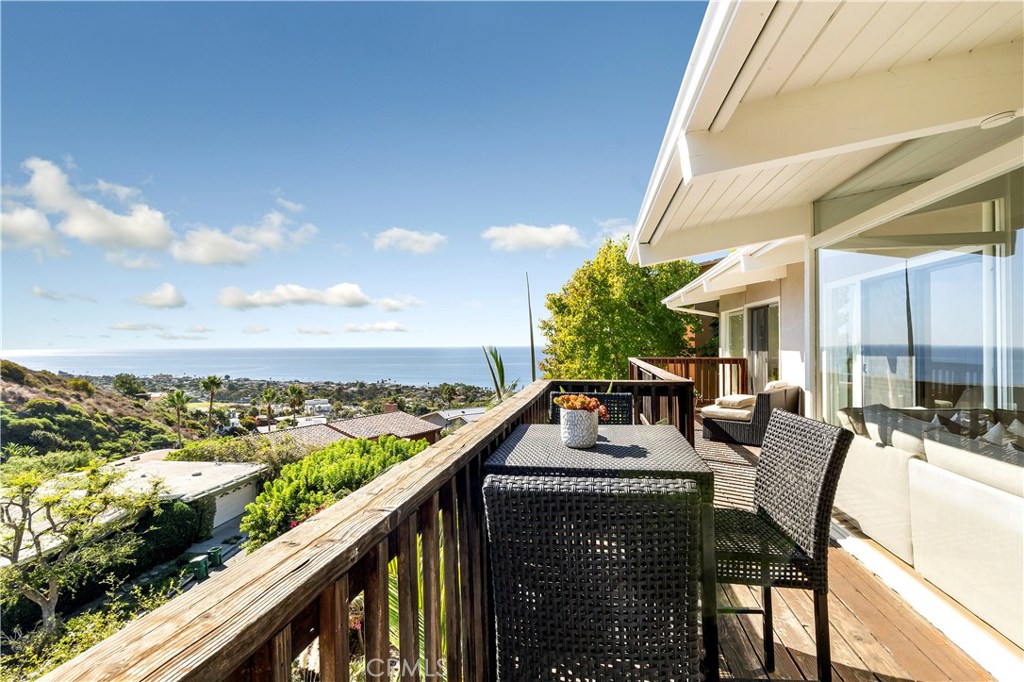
[1,1,704,351]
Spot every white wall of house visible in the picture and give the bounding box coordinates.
[211,482,258,527]
[715,260,807,396]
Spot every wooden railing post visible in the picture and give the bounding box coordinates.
[420,495,442,681]
[398,516,420,682]
[270,626,292,682]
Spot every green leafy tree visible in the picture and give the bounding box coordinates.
[241,436,430,550]
[199,375,223,437]
[164,390,189,448]
[285,384,306,415]
[0,460,163,632]
[540,238,702,379]
[437,383,458,407]
[111,373,145,398]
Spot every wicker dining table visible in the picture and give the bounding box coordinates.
[482,423,719,681]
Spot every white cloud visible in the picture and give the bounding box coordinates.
[377,295,422,312]
[21,157,174,250]
[186,324,212,333]
[171,228,260,265]
[95,179,142,204]
[373,227,447,254]
[344,321,409,333]
[69,293,97,303]
[217,282,372,309]
[297,327,332,335]
[132,282,187,309]
[242,324,270,334]
[597,218,634,242]
[159,332,207,341]
[111,322,166,331]
[172,211,318,265]
[62,154,78,171]
[0,203,67,256]
[31,286,63,301]
[106,251,159,269]
[275,197,305,213]
[482,223,585,252]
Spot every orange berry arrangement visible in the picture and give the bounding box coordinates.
[553,394,610,420]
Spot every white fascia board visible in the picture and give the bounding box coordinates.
[667,305,723,317]
[637,204,811,266]
[666,284,747,308]
[628,0,772,263]
[810,138,1024,250]
[683,41,1024,181]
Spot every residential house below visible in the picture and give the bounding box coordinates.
[255,423,349,450]
[303,398,332,416]
[421,406,488,431]
[330,410,442,444]
[114,457,267,528]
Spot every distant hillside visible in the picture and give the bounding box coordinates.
[1,360,196,460]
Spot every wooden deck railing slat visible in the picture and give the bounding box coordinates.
[269,626,292,682]
[397,515,420,682]
[419,495,442,681]
[364,542,389,682]
[439,479,463,681]
[319,577,350,682]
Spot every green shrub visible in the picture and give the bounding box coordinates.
[167,435,310,479]
[190,496,217,541]
[134,502,199,567]
[241,436,429,550]
[66,378,95,397]
[1,360,28,384]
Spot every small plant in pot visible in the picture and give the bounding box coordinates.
[554,394,609,449]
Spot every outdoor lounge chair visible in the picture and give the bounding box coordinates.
[549,390,634,424]
[701,385,801,446]
[483,475,703,682]
[715,409,853,682]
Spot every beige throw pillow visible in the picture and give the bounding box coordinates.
[716,394,756,409]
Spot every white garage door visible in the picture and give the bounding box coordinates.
[213,482,258,527]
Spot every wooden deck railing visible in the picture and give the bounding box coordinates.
[40,376,693,682]
[632,356,748,405]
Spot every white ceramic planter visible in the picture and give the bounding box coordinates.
[560,409,599,448]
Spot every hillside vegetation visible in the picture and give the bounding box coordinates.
[0,360,191,460]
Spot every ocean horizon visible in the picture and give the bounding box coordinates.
[2,347,543,388]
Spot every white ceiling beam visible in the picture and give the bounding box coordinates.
[740,236,805,272]
[667,305,722,317]
[674,284,748,307]
[636,204,810,266]
[681,41,1023,182]
[838,231,1013,251]
[705,264,787,291]
[810,138,1024,250]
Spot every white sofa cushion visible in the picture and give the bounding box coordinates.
[909,459,1024,648]
[764,380,789,390]
[700,404,753,422]
[715,394,756,409]
[834,435,918,564]
[923,431,1024,497]
[1008,418,1024,438]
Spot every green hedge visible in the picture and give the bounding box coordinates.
[241,436,429,550]
[190,497,216,542]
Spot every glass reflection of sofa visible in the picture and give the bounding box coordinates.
[833,403,1023,648]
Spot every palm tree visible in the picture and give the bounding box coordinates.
[199,375,223,437]
[261,387,279,430]
[286,384,306,415]
[164,389,189,448]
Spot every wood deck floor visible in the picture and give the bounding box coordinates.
[692,426,994,682]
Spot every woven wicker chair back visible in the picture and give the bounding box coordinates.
[483,475,702,682]
[753,409,854,563]
[549,391,634,424]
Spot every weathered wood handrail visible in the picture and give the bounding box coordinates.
[632,356,748,405]
[40,376,693,682]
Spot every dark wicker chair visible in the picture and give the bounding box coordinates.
[702,386,801,446]
[715,409,853,682]
[483,475,702,682]
[549,391,634,425]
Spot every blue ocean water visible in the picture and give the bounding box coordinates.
[3,347,542,388]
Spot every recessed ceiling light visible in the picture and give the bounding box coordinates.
[979,111,1018,129]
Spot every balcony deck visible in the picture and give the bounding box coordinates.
[39,374,994,682]
[694,423,993,681]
